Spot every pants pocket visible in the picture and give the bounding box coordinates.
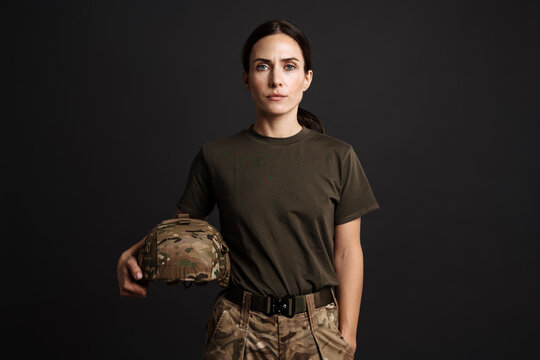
[313,302,355,359]
[202,293,247,360]
[203,289,227,352]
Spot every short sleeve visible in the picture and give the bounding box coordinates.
[176,146,216,218]
[334,146,380,225]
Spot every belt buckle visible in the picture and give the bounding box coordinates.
[265,295,296,318]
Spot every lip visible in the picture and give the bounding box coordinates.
[267,94,287,101]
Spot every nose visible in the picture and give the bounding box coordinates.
[269,68,282,88]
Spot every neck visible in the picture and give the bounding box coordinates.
[253,106,302,138]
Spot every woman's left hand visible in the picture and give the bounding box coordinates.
[341,329,357,354]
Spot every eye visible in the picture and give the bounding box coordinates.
[255,64,269,71]
[285,64,297,70]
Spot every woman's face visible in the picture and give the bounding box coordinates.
[242,33,313,118]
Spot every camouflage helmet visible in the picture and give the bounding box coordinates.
[137,214,230,288]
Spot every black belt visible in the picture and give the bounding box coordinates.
[224,282,334,318]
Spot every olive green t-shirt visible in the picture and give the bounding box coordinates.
[176,123,380,298]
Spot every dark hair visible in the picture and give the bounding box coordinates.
[241,19,325,134]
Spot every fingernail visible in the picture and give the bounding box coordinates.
[136,272,142,280]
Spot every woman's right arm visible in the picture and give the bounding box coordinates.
[117,211,206,298]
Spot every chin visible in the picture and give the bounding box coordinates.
[261,104,296,116]
[264,108,294,117]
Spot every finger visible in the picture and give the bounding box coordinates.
[121,282,148,298]
[121,289,147,298]
[126,256,143,280]
[120,289,147,298]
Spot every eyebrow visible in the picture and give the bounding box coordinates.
[252,57,300,63]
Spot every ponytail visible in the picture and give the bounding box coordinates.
[298,107,325,134]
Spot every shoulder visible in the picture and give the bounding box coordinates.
[198,129,247,160]
[307,129,356,158]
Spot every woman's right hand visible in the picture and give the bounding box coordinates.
[117,238,148,298]
[117,212,194,298]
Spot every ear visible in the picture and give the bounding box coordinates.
[303,70,313,91]
[242,70,250,90]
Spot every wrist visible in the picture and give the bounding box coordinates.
[340,328,357,342]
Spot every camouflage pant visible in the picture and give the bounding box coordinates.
[202,287,356,360]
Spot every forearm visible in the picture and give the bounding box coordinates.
[334,245,364,338]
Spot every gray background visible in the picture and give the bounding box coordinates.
[6,0,538,359]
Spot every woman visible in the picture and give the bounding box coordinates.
[117,19,380,360]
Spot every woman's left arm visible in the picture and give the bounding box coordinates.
[334,216,363,352]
